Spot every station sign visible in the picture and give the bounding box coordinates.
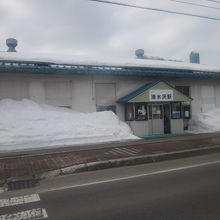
[149,89,173,101]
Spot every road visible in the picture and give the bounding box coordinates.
[0,153,220,219]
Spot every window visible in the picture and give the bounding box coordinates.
[125,103,134,121]
[96,105,116,113]
[151,105,163,119]
[183,105,191,119]
[149,105,163,119]
[171,102,182,119]
[135,103,147,121]
[176,86,190,97]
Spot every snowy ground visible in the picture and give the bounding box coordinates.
[0,99,138,152]
[188,108,220,134]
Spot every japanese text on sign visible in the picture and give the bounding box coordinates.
[149,90,173,101]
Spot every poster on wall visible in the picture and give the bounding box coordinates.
[149,90,173,102]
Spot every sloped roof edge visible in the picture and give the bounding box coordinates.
[117,81,160,103]
[117,81,193,103]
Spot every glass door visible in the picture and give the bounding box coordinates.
[150,104,164,135]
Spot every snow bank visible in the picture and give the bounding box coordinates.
[0,99,138,152]
[188,108,220,133]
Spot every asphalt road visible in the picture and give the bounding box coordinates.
[1,153,220,220]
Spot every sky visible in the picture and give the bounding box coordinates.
[0,0,220,66]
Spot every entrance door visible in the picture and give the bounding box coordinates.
[163,104,171,134]
[151,104,164,135]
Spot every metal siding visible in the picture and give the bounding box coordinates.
[128,121,150,136]
[215,85,220,108]
[44,80,72,107]
[95,83,116,106]
[201,85,215,112]
[0,80,29,100]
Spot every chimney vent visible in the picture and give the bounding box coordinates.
[190,51,200,64]
[6,38,17,52]
[135,49,144,58]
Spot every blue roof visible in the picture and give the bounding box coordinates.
[1,61,220,79]
[117,81,160,103]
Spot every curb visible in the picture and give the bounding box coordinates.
[40,145,220,178]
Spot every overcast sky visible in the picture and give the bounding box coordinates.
[0,0,220,66]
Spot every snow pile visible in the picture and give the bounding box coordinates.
[188,108,220,133]
[0,99,138,152]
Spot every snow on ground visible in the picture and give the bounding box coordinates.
[188,108,220,134]
[0,99,138,152]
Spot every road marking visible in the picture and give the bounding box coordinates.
[109,148,137,155]
[0,208,48,220]
[123,148,140,153]
[41,159,220,193]
[119,148,137,155]
[106,147,140,156]
[0,194,40,208]
[106,150,118,155]
[111,149,134,155]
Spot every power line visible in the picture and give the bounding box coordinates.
[170,0,220,10]
[203,0,220,4]
[89,0,220,21]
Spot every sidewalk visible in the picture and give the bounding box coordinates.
[1,132,220,185]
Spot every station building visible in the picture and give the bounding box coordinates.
[1,43,220,137]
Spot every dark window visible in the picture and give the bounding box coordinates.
[176,86,190,97]
[135,103,147,121]
[183,105,191,119]
[171,102,182,119]
[96,105,116,113]
[125,103,134,121]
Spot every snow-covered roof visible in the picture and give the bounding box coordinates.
[0,52,220,73]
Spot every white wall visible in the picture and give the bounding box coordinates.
[201,85,215,112]
[127,121,150,136]
[167,78,220,119]
[215,85,220,108]
[1,72,220,121]
[44,80,72,107]
[0,73,97,112]
[29,80,45,103]
[0,80,29,100]
[71,76,96,113]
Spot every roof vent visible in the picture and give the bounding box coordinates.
[190,51,200,64]
[135,49,145,58]
[6,38,17,52]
